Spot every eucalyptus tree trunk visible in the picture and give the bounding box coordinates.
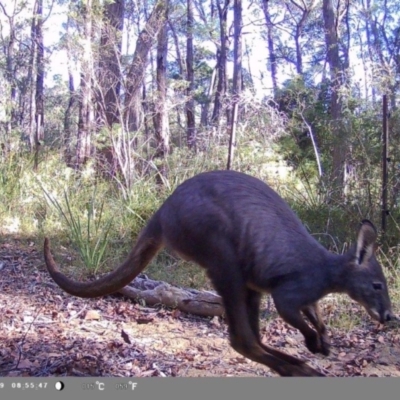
[124,1,166,132]
[323,0,346,198]
[76,0,94,167]
[97,0,125,128]
[94,0,125,178]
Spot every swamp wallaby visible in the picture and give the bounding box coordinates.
[43,170,394,377]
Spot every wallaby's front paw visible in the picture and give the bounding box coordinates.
[305,334,320,354]
[320,334,330,356]
[305,333,330,356]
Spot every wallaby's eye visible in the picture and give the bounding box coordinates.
[372,282,383,291]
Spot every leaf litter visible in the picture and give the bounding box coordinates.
[1,239,400,377]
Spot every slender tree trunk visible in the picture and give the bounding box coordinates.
[27,0,37,153]
[227,0,242,170]
[169,20,185,139]
[260,0,278,94]
[200,102,210,127]
[34,0,44,170]
[186,0,196,148]
[0,3,17,143]
[364,0,376,104]
[169,20,185,79]
[64,15,76,157]
[212,0,230,126]
[342,0,350,71]
[366,0,390,103]
[154,6,170,157]
[294,27,303,74]
[142,83,151,144]
[281,0,314,80]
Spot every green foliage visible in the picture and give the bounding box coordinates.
[41,184,113,275]
[273,76,330,174]
[0,151,25,212]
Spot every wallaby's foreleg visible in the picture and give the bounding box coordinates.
[302,303,330,356]
[273,296,326,356]
[245,288,307,366]
[205,264,324,376]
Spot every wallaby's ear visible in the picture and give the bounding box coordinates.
[355,219,378,265]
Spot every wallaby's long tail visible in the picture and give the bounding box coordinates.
[43,216,163,298]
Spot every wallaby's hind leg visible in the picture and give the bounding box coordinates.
[206,266,324,376]
[302,303,330,356]
[245,288,262,335]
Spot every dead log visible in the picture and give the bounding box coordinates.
[117,276,224,317]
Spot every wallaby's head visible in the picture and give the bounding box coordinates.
[345,220,393,324]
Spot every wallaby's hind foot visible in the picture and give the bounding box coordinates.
[229,334,325,377]
[277,363,325,377]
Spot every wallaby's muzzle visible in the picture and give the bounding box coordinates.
[382,309,397,322]
[365,306,395,324]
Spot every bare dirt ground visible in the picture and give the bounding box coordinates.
[1,238,400,378]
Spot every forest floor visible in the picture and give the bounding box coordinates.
[1,238,400,378]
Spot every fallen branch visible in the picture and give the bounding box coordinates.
[117,276,224,317]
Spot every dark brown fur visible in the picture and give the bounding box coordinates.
[44,170,394,377]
